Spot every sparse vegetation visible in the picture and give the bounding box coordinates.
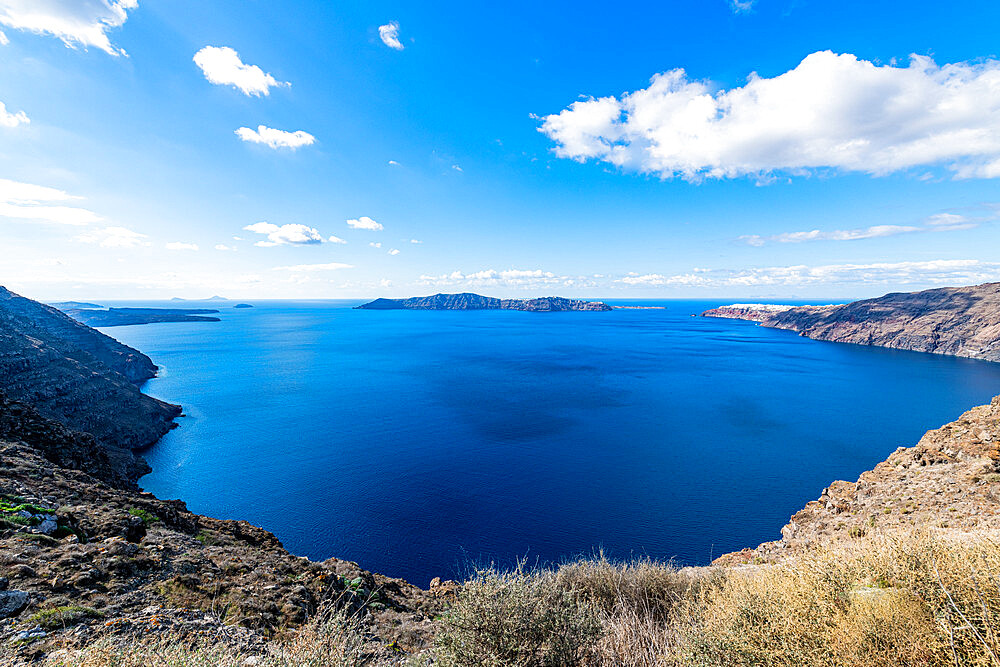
[18,532,1000,666]
[126,507,160,524]
[29,605,104,629]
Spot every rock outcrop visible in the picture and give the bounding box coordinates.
[357,292,613,311]
[0,287,180,485]
[720,394,1000,565]
[703,282,1000,362]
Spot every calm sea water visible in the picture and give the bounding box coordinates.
[103,299,1000,585]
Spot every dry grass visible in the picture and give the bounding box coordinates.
[18,532,1000,666]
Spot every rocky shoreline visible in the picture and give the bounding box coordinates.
[702,282,1000,362]
[357,292,613,311]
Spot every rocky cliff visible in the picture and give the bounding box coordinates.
[357,292,613,311]
[0,397,447,659]
[0,287,180,485]
[703,282,1000,362]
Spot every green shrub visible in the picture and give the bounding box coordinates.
[29,605,104,629]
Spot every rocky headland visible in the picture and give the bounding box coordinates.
[702,282,1000,362]
[357,292,613,312]
[64,308,221,328]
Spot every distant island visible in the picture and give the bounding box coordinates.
[49,301,103,310]
[233,303,254,309]
[171,295,229,302]
[357,292,613,312]
[702,282,1000,362]
[65,307,222,327]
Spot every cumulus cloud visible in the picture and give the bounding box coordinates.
[244,222,326,247]
[538,51,1000,181]
[76,226,148,248]
[347,216,383,230]
[235,125,315,150]
[165,241,198,251]
[273,262,353,272]
[388,248,400,255]
[0,178,100,225]
[369,242,382,248]
[0,0,137,56]
[0,101,28,127]
[193,46,288,96]
[615,260,1000,289]
[328,235,347,244]
[378,21,403,50]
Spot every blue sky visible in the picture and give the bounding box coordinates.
[1,0,1000,300]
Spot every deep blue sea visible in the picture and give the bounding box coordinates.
[102,299,1000,585]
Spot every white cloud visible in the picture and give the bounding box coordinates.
[729,0,755,12]
[410,239,422,244]
[741,224,921,246]
[924,212,979,230]
[328,235,347,244]
[165,241,198,251]
[347,216,383,230]
[539,51,1000,181]
[0,0,138,56]
[615,260,1000,289]
[378,21,403,50]
[214,244,235,251]
[452,164,463,172]
[369,242,381,248]
[244,222,326,247]
[388,248,400,255]
[273,262,353,272]
[193,46,288,97]
[388,160,400,166]
[0,101,28,127]
[76,226,149,248]
[418,268,595,290]
[235,125,315,150]
[0,178,100,225]
[0,30,8,45]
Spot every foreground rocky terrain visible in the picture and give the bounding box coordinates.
[357,293,613,311]
[702,282,1000,362]
[0,392,451,663]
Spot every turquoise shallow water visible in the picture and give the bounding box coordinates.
[103,299,1000,585]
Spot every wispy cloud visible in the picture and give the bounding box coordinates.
[194,46,288,96]
[347,216,383,230]
[165,242,198,251]
[0,178,100,225]
[418,268,596,290]
[0,0,138,56]
[388,248,400,255]
[235,125,315,150]
[615,260,1000,288]
[76,226,149,248]
[273,262,353,272]
[741,207,996,245]
[244,222,326,247]
[729,0,755,13]
[0,101,28,127]
[539,51,1000,181]
[378,21,404,50]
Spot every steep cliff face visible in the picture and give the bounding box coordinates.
[0,287,180,483]
[703,282,1000,362]
[357,292,613,311]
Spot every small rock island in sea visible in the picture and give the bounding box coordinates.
[356,292,613,312]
